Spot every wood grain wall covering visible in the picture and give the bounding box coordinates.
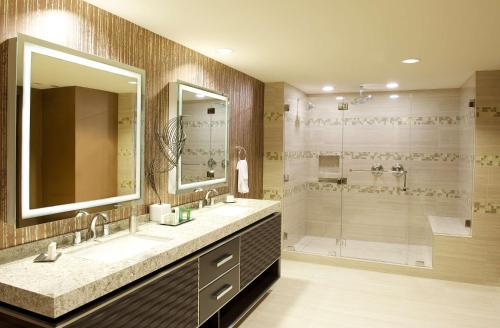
[0,0,264,249]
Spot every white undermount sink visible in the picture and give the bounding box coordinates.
[69,234,172,264]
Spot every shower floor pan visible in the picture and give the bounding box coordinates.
[286,235,432,268]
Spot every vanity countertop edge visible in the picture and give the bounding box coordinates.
[0,199,281,318]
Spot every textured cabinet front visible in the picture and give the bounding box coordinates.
[240,213,281,289]
[67,260,199,328]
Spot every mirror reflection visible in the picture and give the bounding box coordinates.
[180,89,227,185]
[23,51,139,210]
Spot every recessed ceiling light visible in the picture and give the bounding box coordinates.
[402,58,420,64]
[196,94,205,98]
[386,82,399,89]
[336,96,344,101]
[322,86,334,92]
[216,48,233,55]
[128,81,137,85]
[389,94,399,99]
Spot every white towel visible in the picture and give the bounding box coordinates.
[236,159,249,194]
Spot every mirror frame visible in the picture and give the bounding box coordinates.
[168,82,229,194]
[7,34,145,225]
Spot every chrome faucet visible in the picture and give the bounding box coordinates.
[195,188,204,209]
[88,213,109,240]
[205,189,219,207]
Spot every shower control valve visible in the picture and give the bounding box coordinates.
[371,163,384,177]
[391,163,405,177]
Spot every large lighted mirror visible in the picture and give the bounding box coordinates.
[9,35,144,224]
[168,83,229,194]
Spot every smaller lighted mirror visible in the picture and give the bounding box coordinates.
[168,83,229,194]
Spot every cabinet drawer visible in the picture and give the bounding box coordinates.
[199,237,240,288]
[199,265,239,324]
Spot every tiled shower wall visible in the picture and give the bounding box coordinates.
[280,88,473,248]
[282,84,309,244]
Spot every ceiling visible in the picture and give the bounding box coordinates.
[84,0,500,94]
[28,52,138,94]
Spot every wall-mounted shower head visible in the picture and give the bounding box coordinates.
[307,101,315,111]
[351,85,373,105]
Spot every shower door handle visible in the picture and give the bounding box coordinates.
[402,171,407,191]
[318,177,346,184]
[334,177,347,185]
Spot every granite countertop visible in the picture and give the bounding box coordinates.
[0,199,281,318]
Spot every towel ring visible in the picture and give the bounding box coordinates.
[236,146,247,160]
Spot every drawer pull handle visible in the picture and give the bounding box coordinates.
[215,254,233,268]
[213,284,233,300]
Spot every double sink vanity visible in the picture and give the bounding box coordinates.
[1,34,282,327]
[0,199,281,327]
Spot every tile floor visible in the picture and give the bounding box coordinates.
[240,259,500,328]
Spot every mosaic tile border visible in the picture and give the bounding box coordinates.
[283,181,468,199]
[475,155,500,166]
[282,151,472,163]
[182,148,226,157]
[264,111,283,121]
[284,150,318,160]
[477,106,500,118]
[474,201,500,214]
[284,115,473,127]
[264,151,283,161]
[284,117,341,126]
[263,188,282,200]
[345,117,410,126]
[283,182,309,197]
[183,120,226,128]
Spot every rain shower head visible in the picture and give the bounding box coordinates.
[351,85,373,105]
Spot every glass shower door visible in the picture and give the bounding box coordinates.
[283,94,343,257]
[339,94,411,265]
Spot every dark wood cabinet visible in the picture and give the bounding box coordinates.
[240,213,281,289]
[67,260,199,328]
[0,213,282,328]
[200,213,282,328]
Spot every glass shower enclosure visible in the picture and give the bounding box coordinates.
[283,89,474,267]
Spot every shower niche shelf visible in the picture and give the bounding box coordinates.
[318,155,341,182]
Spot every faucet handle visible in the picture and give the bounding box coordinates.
[75,210,89,219]
[195,188,204,209]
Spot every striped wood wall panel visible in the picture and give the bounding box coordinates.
[0,0,264,249]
